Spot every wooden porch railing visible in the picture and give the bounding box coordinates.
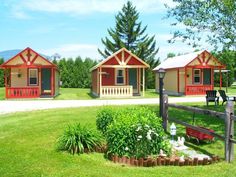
[100,86,133,97]
[6,87,39,98]
[186,85,213,95]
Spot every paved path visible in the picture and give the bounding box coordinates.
[0,97,205,115]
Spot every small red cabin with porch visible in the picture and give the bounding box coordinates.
[154,50,226,95]
[0,47,60,99]
[90,48,149,97]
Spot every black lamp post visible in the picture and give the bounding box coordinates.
[157,68,166,119]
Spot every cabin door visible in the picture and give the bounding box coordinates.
[203,68,211,85]
[129,68,138,94]
[41,68,51,95]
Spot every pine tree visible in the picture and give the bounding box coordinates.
[98,1,159,88]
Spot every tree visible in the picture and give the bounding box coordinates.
[212,49,236,86]
[57,57,97,88]
[0,58,4,87]
[166,0,236,50]
[98,1,159,88]
[167,53,176,58]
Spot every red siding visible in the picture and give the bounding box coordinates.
[102,68,115,86]
[103,57,119,65]
[127,56,144,65]
[92,69,98,94]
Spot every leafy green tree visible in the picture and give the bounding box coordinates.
[167,53,176,58]
[166,0,236,50]
[98,1,159,88]
[57,57,97,88]
[212,50,236,86]
[0,58,4,87]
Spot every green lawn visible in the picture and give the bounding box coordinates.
[0,86,236,100]
[55,88,95,100]
[0,105,235,177]
[0,87,4,100]
[53,88,160,99]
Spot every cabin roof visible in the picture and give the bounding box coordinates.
[153,50,206,71]
[0,47,57,68]
[90,48,149,71]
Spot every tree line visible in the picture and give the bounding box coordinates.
[53,57,97,88]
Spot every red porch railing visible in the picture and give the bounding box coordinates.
[186,85,213,95]
[6,87,40,98]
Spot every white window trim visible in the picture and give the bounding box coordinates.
[115,68,125,85]
[28,68,38,86]
[193,69,201,84]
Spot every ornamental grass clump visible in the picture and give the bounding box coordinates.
[106,107,171,158]
[57,123,104,155]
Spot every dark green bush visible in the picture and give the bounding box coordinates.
[105,107,171,158]
[96,107,116,135]
[57,123,104,154]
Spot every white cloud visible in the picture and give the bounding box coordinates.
[5,0,176,17]
[40,43,100,59]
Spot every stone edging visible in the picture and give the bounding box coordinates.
[110,155,220,167]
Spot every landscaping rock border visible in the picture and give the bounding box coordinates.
[110,155,220,167]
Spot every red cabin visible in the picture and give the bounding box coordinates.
[154,50,226,95]
[0,47,59,99]
[90,48,149,97]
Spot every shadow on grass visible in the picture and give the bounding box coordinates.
[87,92,98,99]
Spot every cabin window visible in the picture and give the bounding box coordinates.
[116,69,125,85]
[29,69,38,85]
[193,69,201,84]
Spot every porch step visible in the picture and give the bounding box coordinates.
[40,95,53,99]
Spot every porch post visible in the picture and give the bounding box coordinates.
[211,68,214,90]
[177,69,180,93]
[184,67,187,94]
[99,67,102,97]
[4,69,7,98]
[220,68,222,90]
[142,68,145,96]
[51,68,53,96]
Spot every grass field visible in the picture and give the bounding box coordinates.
[0,87,159,100]
[1,86,236,100]
[0,105,235,177]
[0,87,4,100]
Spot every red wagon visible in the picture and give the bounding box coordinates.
[186,126,214,143]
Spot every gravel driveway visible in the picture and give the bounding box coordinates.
[0,97,205,115]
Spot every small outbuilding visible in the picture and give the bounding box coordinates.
[90,48,149,97]
[0,47,59,98]
[153,50,226,95]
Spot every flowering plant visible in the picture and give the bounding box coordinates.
[105,107,171,158]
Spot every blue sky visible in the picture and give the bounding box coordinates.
[0,0,211,61]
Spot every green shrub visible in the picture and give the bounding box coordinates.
[57,123,104,154]
[106,107,171,158]
[96,107,116,134]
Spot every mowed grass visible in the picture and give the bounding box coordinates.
[0,87,4,100]
[55,88,159,99]
[55,88,95,100]
[0,105,236,177]
[1,86,236,100]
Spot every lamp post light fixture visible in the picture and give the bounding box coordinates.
[157,68,166,120]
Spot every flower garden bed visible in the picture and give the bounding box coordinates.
[110,155,220,167]
[58,106,221,168]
